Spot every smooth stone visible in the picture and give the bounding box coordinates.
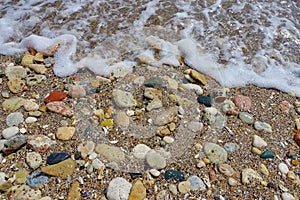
[0,140,6,152]
[223,142,240,153]
[149,169,161,177]
[190,69,207,85]
[253,135,267,148]
[213,115,227,129]
[67,181,81,200]
[26,74,46,86]
[25,117,37,124]
[164,170,185,182]
[26,171,49,188]
[210,88,227,103]
[163,136,174,144]
[46,101,74,117]
[281,193,296,200]
[2,126,19,139]
[296,118,300,130]
[128,179,146,200]
[100,119,114,129]
[228,177,238,186]
[145,150,166,169]
[27,64,47,74]
[187,176,206,191]
[68,85,86,98]
[15,169,30,184]
[23,100,39,111]
[27,135,56,153]
[56,127,76,140]
[132,144,151,160]
[6,112,24,127]
[203,107,218,125]
[107,177,132,200]
[114,111,130,128]
[144,77,163,87]
[204,142,228,164]
[26,152,42,170]
[260,163,269,176]
[197,96,212,107]
[233,95,252,111]
[187,121,203,132]
[182,83,203,95]
[7,185,41,200]
[252,147,262,155]
[153,106,178,126]
[260,151,275,159]
[112,89,137,108]
[92,158,105,170]
[95,143,125,162]
[278,163,289,175]
[178,181,190,194]
[7,78,25,93]
[144,87,162,99]
[21,54,34,65]
[165,77,178,90]
[218,164,235,177]
[241,168,263,185]
[5,65,27,80]
[77,141,95,159]
[239,112,255,124]
[254,121,272,133]
[146,99,162,111]
[41,158,76,179]
[2,135,27,155]
[47,152,71,165]
[169,184,178,195]
[2,97,25,111]
[222,99,238,115]
[44,90,67,104]
[28,111,42,117]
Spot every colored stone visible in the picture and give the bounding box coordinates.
[100,119,114,129]
[41,158,76,179]
[128,179,146,200]
[294,133,300,147]
[46,101,74,117]
[26,171,49,188]
[47,152,71,165]
[44,90,67,103]
[197,96,212,107]
[56,127,76,140]
[2,135,27,155]
[204,142,228,164]
[2,97,25,111]
[233,95,252,111]
[260,151,275,159]
[68,85,86,98]
[144,77,163,87]
[164,170,185,182]
[95,143,125,162]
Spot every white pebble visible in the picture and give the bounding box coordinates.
[2,126,19,139]
[92,158,105,170]
[163,136,174,144]
[278,162,289,175]
[149,169,161,177]
[281,192,295,200]
[25,117,38,124]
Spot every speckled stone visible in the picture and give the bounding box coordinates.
[145,150,166,169]
[112,89,137,108]
[239,112,255,124]
[23,100,39,111]
[67,181,81,200]
[26,171,49,188]
[144,87,162,99]
[26,152,43,170]
[15,169,29,184]
[219,164,235,177]
[107,177,132,200]
[204,142,228,164]
[27,135,56,153]
[5,65,27,80]
[26,74,46,86]
[222,99,238,115]
[7,185,41,200]
[46,101,74,117]
[95,143,125,162]
[233,95,252,111]
[2,135,27,155]
[6,112,24,127]
[187,176,206,191]
[2,97,25,111]
[7,78,25,94]
[241,168,263,185]
[41,158,76,179]
[164,170,185,182]
[254,121,272,133]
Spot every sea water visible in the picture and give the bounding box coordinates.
[0,0,299,95]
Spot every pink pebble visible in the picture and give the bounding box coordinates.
[233,95,252,111]
[46,101,74,117]
[69,85,86,98]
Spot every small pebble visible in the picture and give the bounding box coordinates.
[46,101,74,117]
[25,117,37,124]
[178,181,190,194]
[95,143,125,162]
[293,133,300,147]
[112,89,137,108]
[254,121,272,133]
[92,158,105,170]
[145,150,166,169]
[27,135,56,153]
[222,99,238,115]
[197,96,212,107]
[42,158,76,179]
[281,192,296,200]
[239,112,254,124]
[149,169,160,177]
[241,168,263,185]
[128,179,146,200]
[68,85,86,98]
[78,141,95,159]
[204,142,228,164]
[26,171,49,188]
[218,164,235,177]
[26,152,42,170]
[260,150,275,159]
[253,135,267,148]
[233,95,252,111]
[278,163,289,175]
[144,77,163,87]
[164,170,185,182]
[2,97,25,111]
[47,152,71,165]
[23,100,39,111]
[7,185,41,200]
[2,135,27,155]
[187,176,206,191]
[169,184,178,195]
[56,127,76,140]
[44,90,67,104]
[223,142,240,153]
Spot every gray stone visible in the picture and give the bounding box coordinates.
[107,177,132,200]
[145,150,166,169]
[112,89,137,108]
[224,142,240,153]
[2,135,27,155]
[2,126,19,139]
[281,192,295,200]
[146,99,163,111]
[6,112,24,127]
[213,115,227,129]
[154,106,178,126]
[187,176,207,191]
[114,111,130,128]
[92,158,105,170]
[203,142,228,164]
[95,143,125,162]
[132,144,151,160]
[254,121,272,133]
[278,163,289,175]
[239,112,254,124]
[187,121,203,132]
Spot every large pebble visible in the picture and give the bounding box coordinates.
[26,152,42,169]
[239,112,254,124]
[203,142,228,164]
[233,95,252,111]
[95,143,125,162]
[253,135,267,148]
[189,69,207,85]
[2,126,19,139]
[112,89,137,108]
[47,152,71,165]
[68,85,86,98]
[5,65,27,80]
[26,74,46,86]
[6,112,24,127]
[15,169,29,184]
[128,179,146,200]
[26,171,49,188]
[27,135,56,153]
[154,106,178,126]
[164,170,185,182]
[41,158,76,179]
[7,185,41,200]
[132,144,151,160]
[56,127,76,140]
[2,97,25,111]
[2,135,27,155]
[46,101,74,117]
[27,64,47,74]
[107,177,132,200]
[187,176,206,191]
[254,121,272,133]
[241,168,263,185]
[77,141,95,159]
[145,150,166,169]
[44,90,67,103]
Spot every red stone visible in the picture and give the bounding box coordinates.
[294,133,300,147]
[233,95,252,111]
[44,90,67,104]
[46,101,74,117]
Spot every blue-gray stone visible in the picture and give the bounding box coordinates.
[239,112,254,124]
[27,171,49,188]
[2,135,27,155]
[47,152,71,165]
[164,170,185,182]
[144,77,163,87]
[260,151,274,159]
[197,96,212,107]
[224,142,240,153]
[6,112,24,127]
[187,176,207,191]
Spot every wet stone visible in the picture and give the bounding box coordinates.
[41,158,76,179]
[190,69,207,85]
[182,83,203,95]
[112,89,137,108]
[204,142,228,164]
[27,135,56,153]
[26,152,42,170]
[154,106,178,126]
[68,85,86,98]
[144,77,163,87]
[95,143,125,162]
[145,150,166,169]
[47,152,71,165]
[6,112,24,127]
[2,135,27,155]
[260,150,275,159]
[254,121,272,133]
[197,96,212,107]
[187,176,206,191]
[26,171,49,188]
[44,90,67,104]
[239,112,255,124]
[46,101,74,117]
[164,170,185,182]
[107,177,132,200]
[2,126,19,139]
[2,97,25,111]
[233,95,252,111]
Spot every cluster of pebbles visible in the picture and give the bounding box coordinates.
[0,45,300,200]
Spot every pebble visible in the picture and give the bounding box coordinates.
[68,85,86,98]
[106,177,132,200]
[21,54,34,66]
[293,133,300,147]
[23,99,39,111]
[144,77,163,87]
[156,190,171,200]
[187,176,207,191]
[26,171,49,188]
[223,142,240,153]
[238,112,254,124]
[7,78,26,93]
[27,64,47,74]
[144,87,162,99]
[189,69,207,85]
[92,158,105,170]
[2,97,25,111]
[46,101,74,117]
[27,135,56,153]
[203,142,228,164]
[222,99,238,115]
[145,150,166,169]
[6,112,24,127]
[164,170,185,182]
[169,184,178,195]
[67,181,81,200]
[25,116,37,124]
[228,177,238,186]
[128,179,146,200]
[109,65,132,79]
[278,162,289,175]
[182,83,203,95]
[233,95,252,111]
[252,147,262,155]
[95,143,125,162]
[114,111,130,128]
[41,158,76,179]
[254,121,272,133]
[5,65,27,80]
[47,152,71,165]
[2,135,27,155]
[210,88,226,103]
[214,115,227,129]
[2,126,19,139]
[178,181,190,194]
[56,127,76,140]
[197,96,212,107]
[187,121,203,132]
[241,168,263,185]
[29,110,42,117]
[78,141,95,159]
[153,106,178,126]
[149,169,160,177]
[112,89,137,108]
[44,90,67,103]
[166,77,178,90]
[260,163,269,176]
[260,150,275,159]
[15,169,29,184]
[203,107,218,125]
[253,135,267,148]
[146,98,162,111]
[295,118,300,130]
[163,136,174,144]
[218,164,235,177]
[132,144,151,160]
[281,193,295,200]
[26,74,46,86]
[26,152,43,169]
[7,185,41,200]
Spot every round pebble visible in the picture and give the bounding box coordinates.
[178,181,190,194]
[281,192,295,200]
[2,126,19,139]
[204,142,228,164]
[149,169,161,177]
[254,121,272,133]
[145,150,166,169]
[6,112,24,127]
[278,163,289,175]
[163,136,174,144]
[233,95,252,111]
[253,135,267,148]
[26,152,42,170]
[239,112,254,124]
[23,100,39,111]
[106,177,132,200]
[187,176,206,191]
[25,117,37,124]
[241,168,262,185]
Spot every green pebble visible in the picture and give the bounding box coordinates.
[197,96,212,107]
[164,170,185,182]
[144,77,163,87]
[260,151,274,159]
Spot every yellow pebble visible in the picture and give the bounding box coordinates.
[203,157,210,165]
[39,106,47,113]
[100,119,114,129]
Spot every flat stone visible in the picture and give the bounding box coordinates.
[190,69,207,85]
[68,85,86,98]
[153,106,178,126]
[128,179,146,200]
[112,89,137,108]
[164,170,185,182]
[114,111,130,128]
[95,143,125,162]
[253,135,267,148]
[2,126,19,139]
[178,181,190,194]
[182,83,203,95]
[109,65,131,79]
[6,112,24,127]
[46,101,74,117]
[203,107,217,125]
[27,64,47,74]
[47,152,71,165]
[26,152,43,169]
[26,75,46,86]
[233,95,252,111]
[203,142,228,164]
[44,90,67,104]
[2,135,27,155]
[241,168,263,185]
[8,78,25,93]
[187,176,206,191]
[2,97,25,111]
[144,77,163,87]
[218,164,235,176]
[146,150,166,169]
[5,65,27,80]
[163,136,174,144]
[239,112,255,124]
[149,169,161,177]
[260,163,269,176]
[214,115,227,129]
[254,121,272,133]
[21,54,34,66]
[77,141,95,159]
[92,158,105,170]
[41,158,76,179]
[132,144,151,160]
[28,111,42,117]
[15,169,30,184]
[146,98,162,111]
[67,181,81,200]
[7,185,41,200]
[23,100,39,111]
[27,135,56,153]
[56,127,76,140]
[107,177,132,200]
